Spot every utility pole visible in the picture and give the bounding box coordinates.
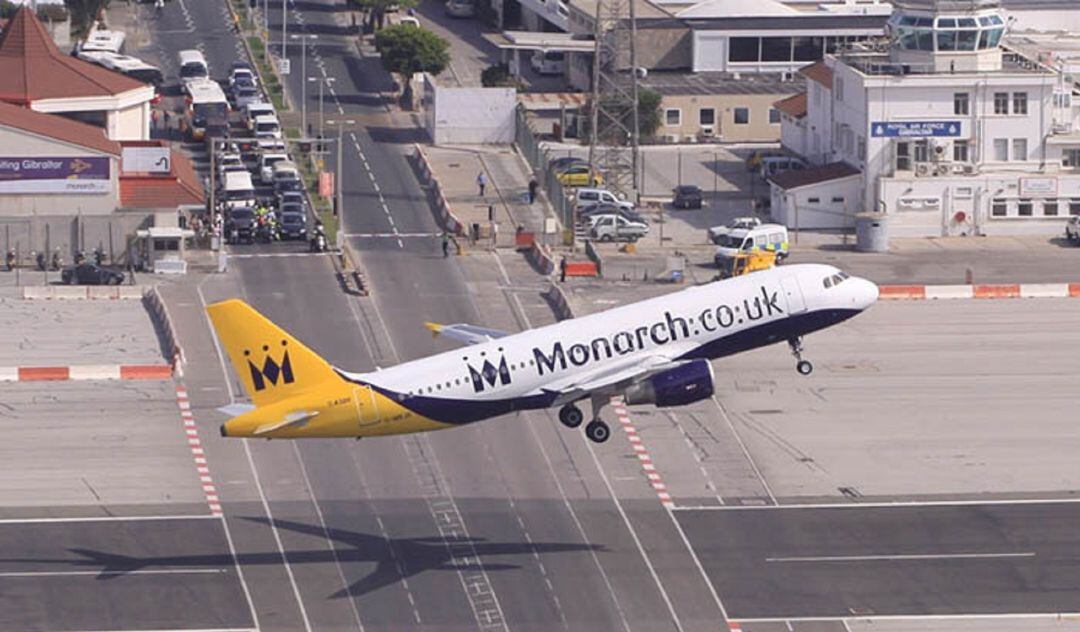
[326,119,355,220]
[291,34,317,135]
[586,0,640,201]
[281,0,287,59]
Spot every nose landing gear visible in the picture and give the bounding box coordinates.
[789,337,813,375]
[557,396,611,443]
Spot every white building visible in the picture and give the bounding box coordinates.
[773,0,1080,237]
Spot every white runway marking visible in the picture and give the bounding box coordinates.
[766,552,1036,563]
[672,497,1080,511]
[0,569,228,577]
[0,515,219,525]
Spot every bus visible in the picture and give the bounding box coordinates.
[186,79,229,142]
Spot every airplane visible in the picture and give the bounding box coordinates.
[208,263,878,443]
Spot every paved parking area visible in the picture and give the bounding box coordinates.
[0,515,253,631]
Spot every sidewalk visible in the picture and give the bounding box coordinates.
[424,145,551,248]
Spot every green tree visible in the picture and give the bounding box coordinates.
[374,24,450,107]
[349,0,417,31]
[481,63,516,88]
[636,88,662,139]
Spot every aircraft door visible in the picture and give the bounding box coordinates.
[353,385,381,426]
[780,276,807,314]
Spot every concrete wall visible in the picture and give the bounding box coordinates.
[426,80,518,144]
[109,102,151,141]
[770,175,862,230]
[656,92,791,143]
[0,127,119,216]
[0,211,153,265]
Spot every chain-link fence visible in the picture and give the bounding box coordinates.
[516,106,575,234]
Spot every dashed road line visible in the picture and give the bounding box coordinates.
[611,399,674,508]
[175,384,223,517]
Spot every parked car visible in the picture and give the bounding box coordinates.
[259,152,290,184]
[579,203,646,225]
[61,263,125,285]
[279,211,308,240]
[444,0,475,17]
[557,164,603,187]
[226,207,256,244]
[549,156,587,172]
[274,178,304,196]
[231,81,261,110]
[672,185,703,209]
[1068,216,1080,244]
[589,214,649,243]
[531,50,566,75]
[276,190,306,210]
[707,216,762,245]
[713,223,789,267]
[575,187,633,213]
[758,155,807,180]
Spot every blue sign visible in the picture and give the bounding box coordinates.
[871,121,961,138]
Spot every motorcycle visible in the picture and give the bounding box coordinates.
[5,250,14,271]
[310,231,327,252]
[74,251,86,265]
[93,247,105,266]
[50,249,63,271]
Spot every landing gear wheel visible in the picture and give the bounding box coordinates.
[788,337,813,376]
[585,419,610,443]
[796,360,813,375]
[559,404,584,429]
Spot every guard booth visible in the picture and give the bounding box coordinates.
[134,226,195,274]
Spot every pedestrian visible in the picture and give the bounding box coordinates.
[528,177,539,204]
[490,221,498,250]
[441,231,450,258]
[559,256,567,283]
[476,171,487,197]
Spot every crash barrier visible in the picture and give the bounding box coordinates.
[153,258,188,275]
[527,242,555,276]
[0,363,173,381]
[515,231,536,249]
[22,285,143,300]
[413,145,465,236]
[143,286,184,376]
[878,283,1080,300]
[543,283,575,321]
[584,240,603,277]
[563,260,599,278]
[340,242,371,297]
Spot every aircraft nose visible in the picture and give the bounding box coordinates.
[853,277,879,310]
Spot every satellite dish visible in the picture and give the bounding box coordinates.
[635,67,648,79]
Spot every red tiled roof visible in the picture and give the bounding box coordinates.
[770,161,860,190]
[773,92,807,119]
[0,7,146,105]
[119,147,205,208]
[799,61,834,88]
[0,99,120,154]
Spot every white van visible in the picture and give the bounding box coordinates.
[759,156,807,180]
[530,50,566,75]
[272,160,301,186]
[81,29,125,54]
[253,114,282,139]
[178,50,209,94]
[575,188,633,213]
[713,223,789,265]
[222,171,257,210]
[259,152,290,184]
[244,102,276,131]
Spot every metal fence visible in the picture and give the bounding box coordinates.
[515,105,575,234]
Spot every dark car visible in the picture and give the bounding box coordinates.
[61,263,125,285]
[579,202,646,225]
[672,185,703,209]
[279,211,308,240]
[276,190,306,210]
[226,208,256,243]
[274,179,304,196]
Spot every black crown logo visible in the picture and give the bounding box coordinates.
[245,340,295,392]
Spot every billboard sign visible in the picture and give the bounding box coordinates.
[1019,177,1057,197]
[871,121,961,137]
[0,157,111,194]
[122,147,171,173]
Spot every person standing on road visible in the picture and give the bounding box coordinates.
[559,256,567,282]
[476,171,487,197]
[528,177,539,204]
[441,231,450,258]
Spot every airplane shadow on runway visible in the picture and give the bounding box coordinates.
[2,516,603,599]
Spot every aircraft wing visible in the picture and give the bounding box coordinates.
[541,353,690,405]
[424,322,509,345]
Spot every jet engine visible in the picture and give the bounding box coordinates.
[623,359,715,407]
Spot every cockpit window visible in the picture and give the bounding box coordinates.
[823,277,833,288]
[823,272,851,288]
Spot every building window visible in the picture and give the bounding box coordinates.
[733,107,749,125]
[1044,200,1059,216]
[1070,199,1080,215]
[831,196,845,204]
[1017,199,1033,216]
[896,141,911,171]
[761,37,793,62]
[953,140,969,162]
[665,108,681,126]
[792,36,823,61]
[1063,149,1080,168]
[955,186,974,198]
[914,139,930,163]
[808,197,821,204]
[954,92,969,115]
[1013,92,1028,115]
[699,108,715,126]
[768,108,780,125]
[991,199,1007,216]
[993,138,1008,161]
[1012,138,1028,161]
[993,92,1009,115]
[729,37,760,62]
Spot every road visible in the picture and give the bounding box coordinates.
[145,0,726,629]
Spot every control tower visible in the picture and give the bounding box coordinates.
[886,0,1008,72]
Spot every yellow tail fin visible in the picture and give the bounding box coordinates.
[206,299,339,408]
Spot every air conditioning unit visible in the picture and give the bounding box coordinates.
[684,135,698,143]
[664,134,679,143]
[915,162,932,177]
[781,71,795,82]
[931,139,950,161]
[952,163,975,175]
[935,163,951,177]
[700,126,715,137]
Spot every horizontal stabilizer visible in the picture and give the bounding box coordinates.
[424,322,509,345]
[217,403,256,417]
[253,410,319,436]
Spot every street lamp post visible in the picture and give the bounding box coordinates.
[326,119,355,223]
[281,0,287,60]
[291,34,317,135]
[311,77,334,143]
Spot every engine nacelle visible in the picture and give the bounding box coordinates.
[624,359,715,408]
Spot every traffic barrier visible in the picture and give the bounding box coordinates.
[973,284,1020,299]
[69,365,123,380]
[18,366,69,381]
[584,240,603,277]
[53,286,89,300]
[413,145,465,237]
[543,283,575,321]
[21,286,52,300]
[87,286,120,300]
[879,283,1080,300]
[563,261,599,278]
[1020,283,1069,298]
[527,242,555,276]
[120,364,174,380]
[515,231,536,249]
[0,364,172,381]
[21,285,143,300]
[143,286,184,375]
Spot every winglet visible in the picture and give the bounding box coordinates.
[424,322,443,338]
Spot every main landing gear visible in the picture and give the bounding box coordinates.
[558,395,611,444]
[789,337,813,375]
